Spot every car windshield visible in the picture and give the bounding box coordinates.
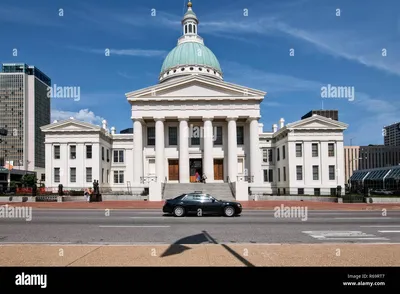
[174,194,186,200]
[207,195,219,201]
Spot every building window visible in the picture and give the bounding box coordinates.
[70,167,76,183]
[296,143,302,157]
[313,165,319,180]
[189,24,192,33]
[86,167,92,182]
[113,150,124,163]
[283,188,286,195]
[330,188,337,196]
[282,145,286,159]
[54,145,60,159]
[268,149,273,162]
[314,188,321,196]
[263,149,268,162]
[86,145,92,159]
[328,143,335,157]
[114,171,124,184]
[147,127,155,146]
[296,165,303,180]
[102,168,104,183]
[298,188,304,195]
[191,126,200,145]
[41,173,45,181]
[54,168,60,183]
[268,169,273,182]
[278,168,281,182]
[237,126,244,145]
[277,148,280,161]
[312,143,318,157]
[102,147,104,160]
[214,126,223,145]
[107,149,109,162]
[283,166,286,181]
[329,165,335,180]
[169,127,178,145]
[263,170,268,182]
[70,145,76,159]
[107,170,109,183]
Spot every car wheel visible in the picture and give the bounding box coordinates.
[224,206,235,217]
[173,206,185,217]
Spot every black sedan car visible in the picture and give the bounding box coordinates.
[163,193,242,217]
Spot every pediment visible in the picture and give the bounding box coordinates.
[287,116,348,130]
[126,75,266,100]
[41,120,101,132]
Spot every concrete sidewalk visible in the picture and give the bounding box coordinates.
[0,244,399,266]
[1,200,400,210]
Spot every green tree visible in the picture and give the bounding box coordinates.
[21,174,37,188]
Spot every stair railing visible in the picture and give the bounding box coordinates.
[162,176,167,198]
[227,176,236,198]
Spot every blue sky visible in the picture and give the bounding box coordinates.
[0,0,399,146]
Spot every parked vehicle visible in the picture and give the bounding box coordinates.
[162,193,242,217]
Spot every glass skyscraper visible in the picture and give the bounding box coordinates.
[0,63,51,174]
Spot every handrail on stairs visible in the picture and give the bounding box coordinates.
[227,176,236,198]
[162,176,167,198]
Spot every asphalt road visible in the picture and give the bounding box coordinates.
[1,209,400,244]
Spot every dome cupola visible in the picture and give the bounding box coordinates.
[159,1,223,83]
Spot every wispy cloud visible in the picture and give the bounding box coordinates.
[0,6,65,27]
[68,46,167,57]
[51,109,105,125]
[225,61,400,145]
[223,61,322,93]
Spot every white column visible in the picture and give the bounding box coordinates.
[179,117,190,183]
[249,117,261,183]
[133,119,143,184]
[155,117,165,183]
[203,117,214,182]
[227,117,238,182]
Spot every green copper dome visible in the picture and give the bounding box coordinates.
[160,42,222,74]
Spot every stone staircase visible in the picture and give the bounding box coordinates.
[163,183,235,201]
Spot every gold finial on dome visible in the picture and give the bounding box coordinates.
[187,1,192,8]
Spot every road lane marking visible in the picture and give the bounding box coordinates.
[378,231,400,233]
[315,237,389,240]
[99,225,170,228]
[302,230,389,241]
[0,242,73,244]
[361,225,400,227]
[334,217,392,219]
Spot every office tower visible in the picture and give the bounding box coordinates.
[0,63,51,178]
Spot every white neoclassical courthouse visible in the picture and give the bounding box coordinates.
[41,2,348,201]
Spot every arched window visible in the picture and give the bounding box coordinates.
[185,25,187,34]
[193,25,196,34]
[189,24,192,33]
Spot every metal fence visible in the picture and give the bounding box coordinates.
[0,187,145,196]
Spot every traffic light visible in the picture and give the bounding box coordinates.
[0,128,7,136]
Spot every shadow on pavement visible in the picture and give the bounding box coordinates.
[202,230,255,267]
[160,233,211,257]
[161,230,255,267]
